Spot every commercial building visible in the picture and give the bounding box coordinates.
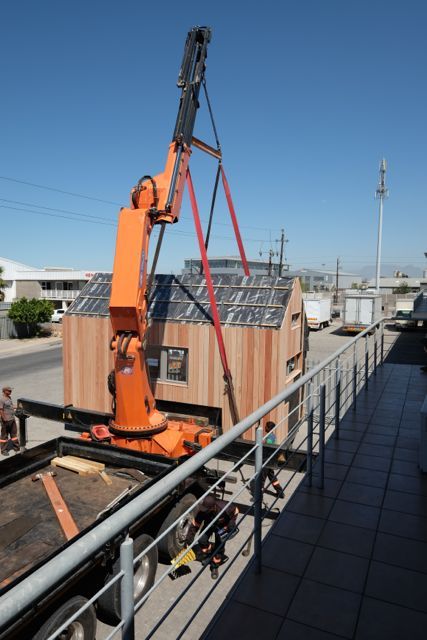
[0,257,96,309]
[182,256,289,277]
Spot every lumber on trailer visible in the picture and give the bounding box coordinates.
[51,455,105,475]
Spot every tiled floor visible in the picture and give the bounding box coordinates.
[203,363,427,639]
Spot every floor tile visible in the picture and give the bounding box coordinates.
[388,472,427,496]
[366,424,398,436]
[277,619,347,639]
[304,547,369,592]
[338,481,385,507]
[302,477,343,499]
[286,492,335,519]
[325,439,360,454]
[203,600,283,639]
[358,443,394,459]
[346,466,389,488]
[323,462,349,480]
[365,560,427,612]
[272,511,325,545]
[262,534,314,575]
[288,578,361,638]
[383,488,427,517]
[393,447,418,462]
[362,433,396,447]
[391,458,421,477]
[379,508,427,543]
[373,531,427,573]
[329,500,380,530]
[355,596,427,640]
[317,521,375,558]
[352,453,391,472]
[396,436,419,450]
[324,449,355,465]
[232,565,299,616]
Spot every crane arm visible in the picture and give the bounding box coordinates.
[108,27,211,436]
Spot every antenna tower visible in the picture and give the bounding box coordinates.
[375,159,389,292]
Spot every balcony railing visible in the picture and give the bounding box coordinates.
[0,319,388,640]
[40,289,80,300]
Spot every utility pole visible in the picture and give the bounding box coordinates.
[375,159,389,293]
[277,229,288,276]
[335,257,340,304]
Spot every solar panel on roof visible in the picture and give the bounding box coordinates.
[67,272,294,329]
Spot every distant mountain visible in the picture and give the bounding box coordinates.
[358,264,423,280]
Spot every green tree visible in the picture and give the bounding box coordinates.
[8,298,54,337]
[393,282,411,294]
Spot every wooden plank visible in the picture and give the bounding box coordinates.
[99,471,113,485]
[65,456,105,471]
[51,456,98,476]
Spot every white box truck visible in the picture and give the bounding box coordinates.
[394,298,417,330]
[303,295,332,330]
[342,292,382,333]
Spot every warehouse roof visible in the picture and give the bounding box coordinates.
[67,272,295,329]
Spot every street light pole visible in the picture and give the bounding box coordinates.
[375,159,389,293]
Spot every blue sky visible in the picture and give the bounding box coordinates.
[1,1,426,276]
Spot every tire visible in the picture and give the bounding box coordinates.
[33,595,96,640]
[97,533,157,626]
[157,493,197,559]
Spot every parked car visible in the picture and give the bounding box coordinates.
[51,308,66,323]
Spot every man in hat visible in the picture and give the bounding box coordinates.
[0,386,19,455]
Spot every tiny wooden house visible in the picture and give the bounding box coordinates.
[63,274,307,441]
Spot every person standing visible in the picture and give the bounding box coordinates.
[0,385,19,455]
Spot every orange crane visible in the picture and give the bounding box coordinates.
[88,27,214,458]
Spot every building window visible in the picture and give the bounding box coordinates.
[146,346,188,384]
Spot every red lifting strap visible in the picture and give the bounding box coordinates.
[186,168,231,375]
[220,165,250,277]
[186,169,240,424]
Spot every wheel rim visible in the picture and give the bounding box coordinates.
[176,513,192,546]
[134,553,151,599]
[58,621,84,640]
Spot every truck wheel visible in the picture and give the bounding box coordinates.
[33,595,96,640]
[157,493,197,559]
[97,533,157,625]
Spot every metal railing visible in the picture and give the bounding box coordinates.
[41,289,80,300]
[0,319,388,640]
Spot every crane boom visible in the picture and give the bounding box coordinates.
[108,27,211,441]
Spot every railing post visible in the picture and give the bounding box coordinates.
[380,322,384,365]
[334,360,341,439]
[120,537,135,640]
[306,382,313,486]
[254,422,263,574]
[364,335,369,390]
[374,331,378,376]
[319,384,326,489]
[16,411,28,452]
[352,342,357,410]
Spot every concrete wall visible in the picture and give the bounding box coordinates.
[15,281,42,299]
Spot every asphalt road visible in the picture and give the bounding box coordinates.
[0,344,66,447]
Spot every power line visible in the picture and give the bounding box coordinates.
[0,176,122,206]
[0,203,269,244]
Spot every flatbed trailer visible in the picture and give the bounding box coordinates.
[0,436,219,639]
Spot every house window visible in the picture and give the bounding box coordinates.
[286,356,296,375]
[146,346,188,384]
[291,312,300,327]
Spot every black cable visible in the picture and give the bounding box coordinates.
[202,78,221,151]
[0,175,121,206]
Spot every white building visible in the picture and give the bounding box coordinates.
[0,257,96,309]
